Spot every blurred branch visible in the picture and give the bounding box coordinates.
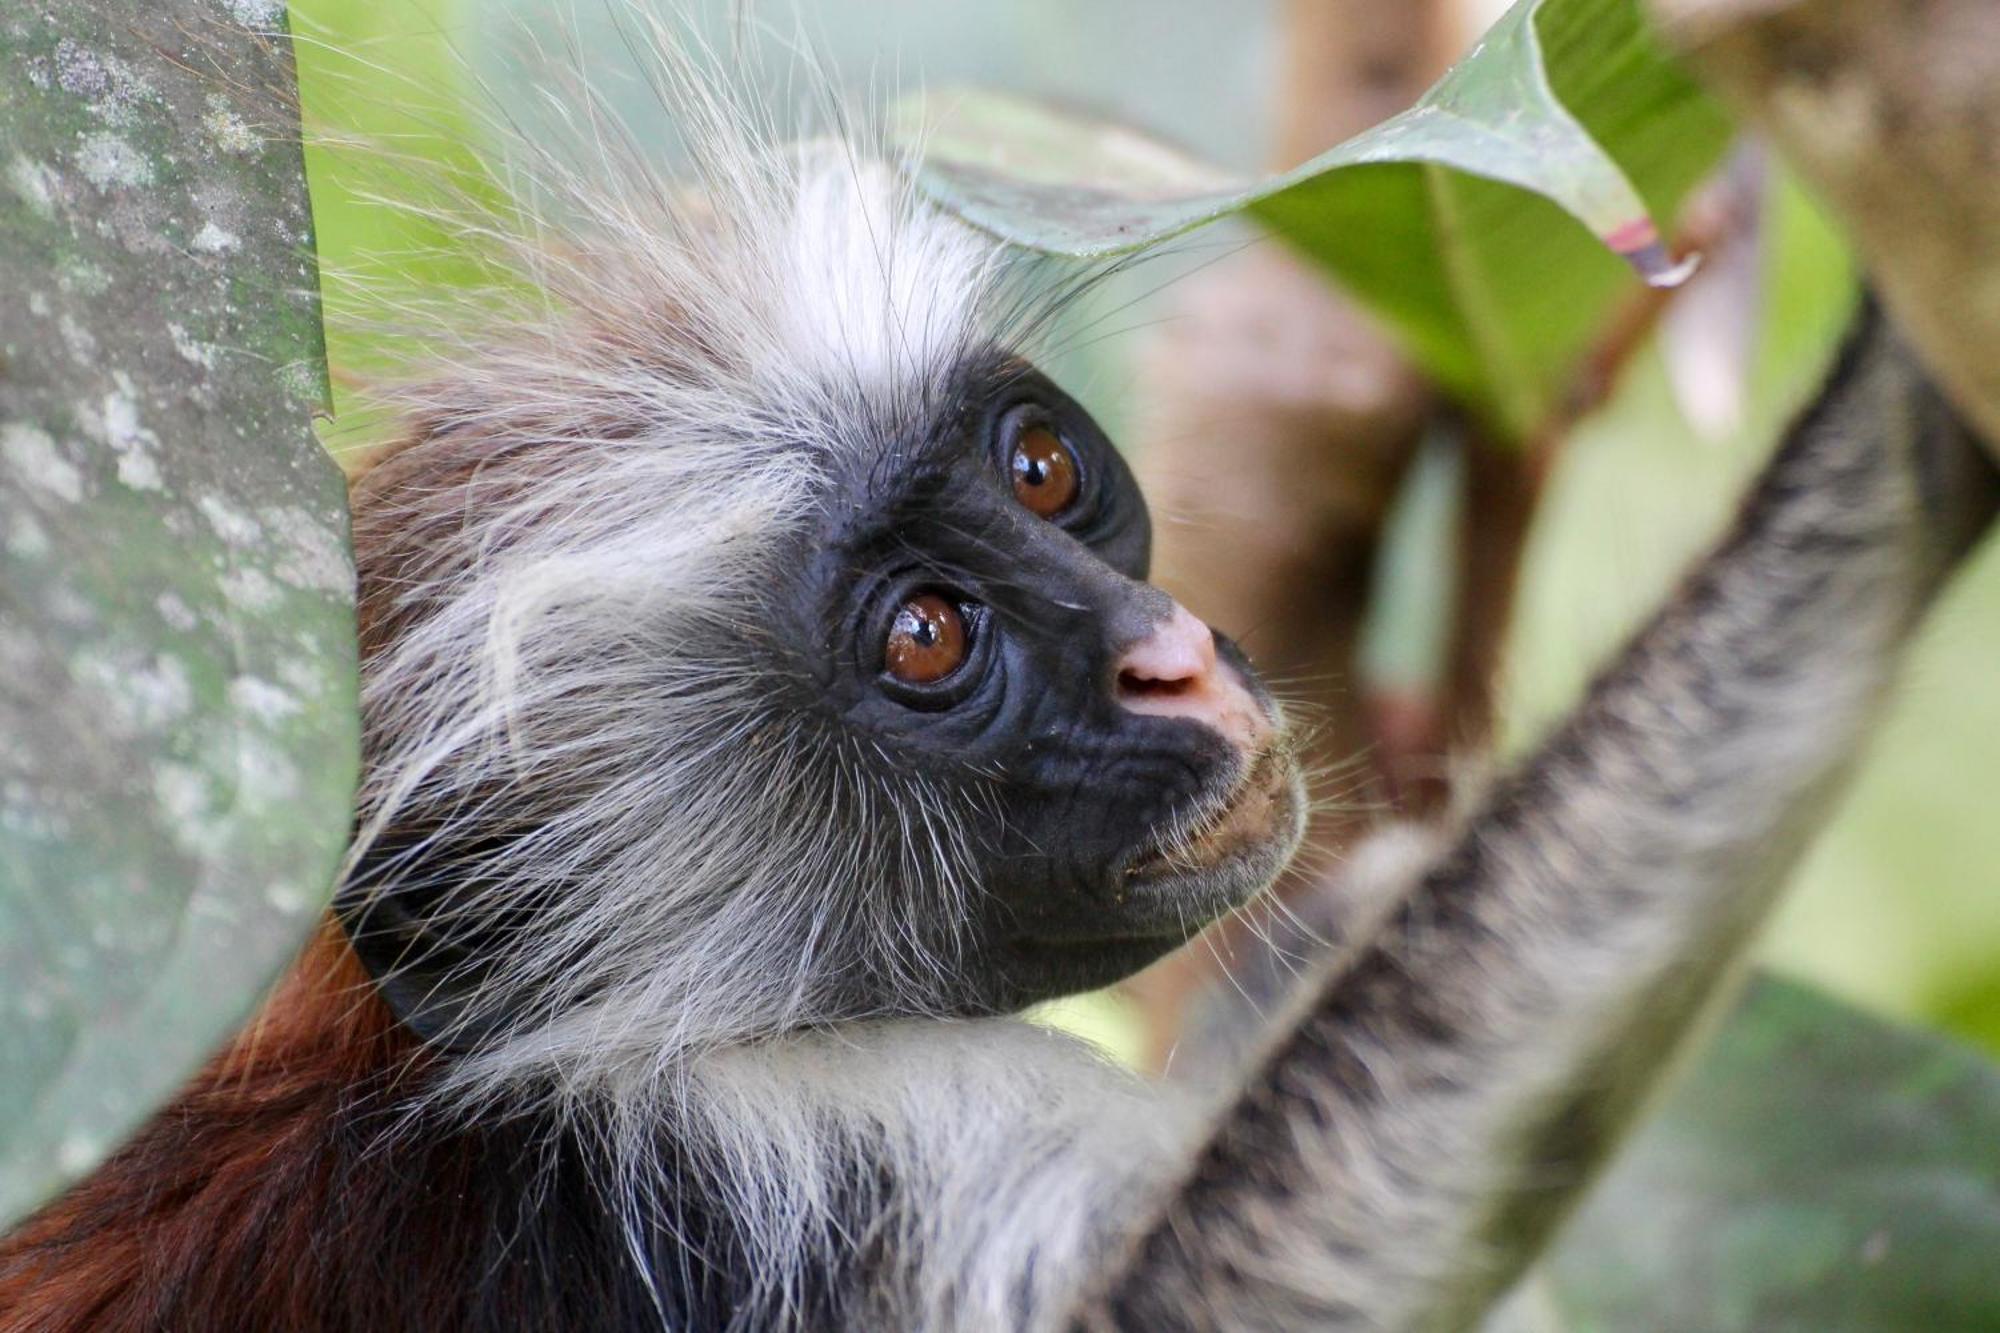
[1443,160,1752,778]
[1533,158,1752,463]
[1272,0,1466,169]
[1124,0,1460,1066]
[1648,0,2000,448]
[1125,2,1770,1068]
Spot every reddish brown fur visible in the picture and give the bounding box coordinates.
[0,422,681,1332]
[0,924,427,1331]
[0,432,499,1332]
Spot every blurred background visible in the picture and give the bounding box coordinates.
[289,0,2000,1058]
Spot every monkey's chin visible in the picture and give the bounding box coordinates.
[1116,745,1307,932]
[984,751,1305,1008]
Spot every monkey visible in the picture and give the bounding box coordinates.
[2,56,1996,1333]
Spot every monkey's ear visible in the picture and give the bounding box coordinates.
[334,887,508,1051]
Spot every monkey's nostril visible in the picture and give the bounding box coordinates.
[1114,603,1217,694]
[1116,668,1199,702]
[1113,602,1272,751]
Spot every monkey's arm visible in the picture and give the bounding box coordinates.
[1069,306,2000,1333]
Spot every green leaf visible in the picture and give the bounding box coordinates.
[1500,978,2000,1331]
[902,0,1734,439]
[0,1,355,1228]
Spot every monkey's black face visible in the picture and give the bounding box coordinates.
[788,355,1305,1013]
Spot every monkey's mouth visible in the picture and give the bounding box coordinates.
[1122,744,1302,891]
[988,748,1302,989]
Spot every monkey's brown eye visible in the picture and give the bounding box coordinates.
[1011,425,1080,519]
[885,593,969,684]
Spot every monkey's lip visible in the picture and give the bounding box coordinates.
[1121,745,1298,886]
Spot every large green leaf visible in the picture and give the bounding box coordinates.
[1498,978,2000,1330]
[903,0,1734,439]
[0,1,355,1227]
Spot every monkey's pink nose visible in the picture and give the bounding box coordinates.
[1114,602,1272,751]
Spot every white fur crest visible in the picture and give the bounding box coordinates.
[343,54,1040,1091]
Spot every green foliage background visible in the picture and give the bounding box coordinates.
[289,0,2000,1057]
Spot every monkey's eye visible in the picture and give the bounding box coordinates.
[1010,423,1080,519]
[885,593,970,685]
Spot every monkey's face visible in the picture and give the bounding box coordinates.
[342,164,1305,1056]
[784,355,1306,1012]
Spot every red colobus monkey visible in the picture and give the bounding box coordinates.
[2,40,1995,1333]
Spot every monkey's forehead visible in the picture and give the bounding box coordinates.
[363,152,1057,570]
[713,157,1014,405]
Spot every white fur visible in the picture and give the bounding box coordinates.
[593,1020,1200,1329]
